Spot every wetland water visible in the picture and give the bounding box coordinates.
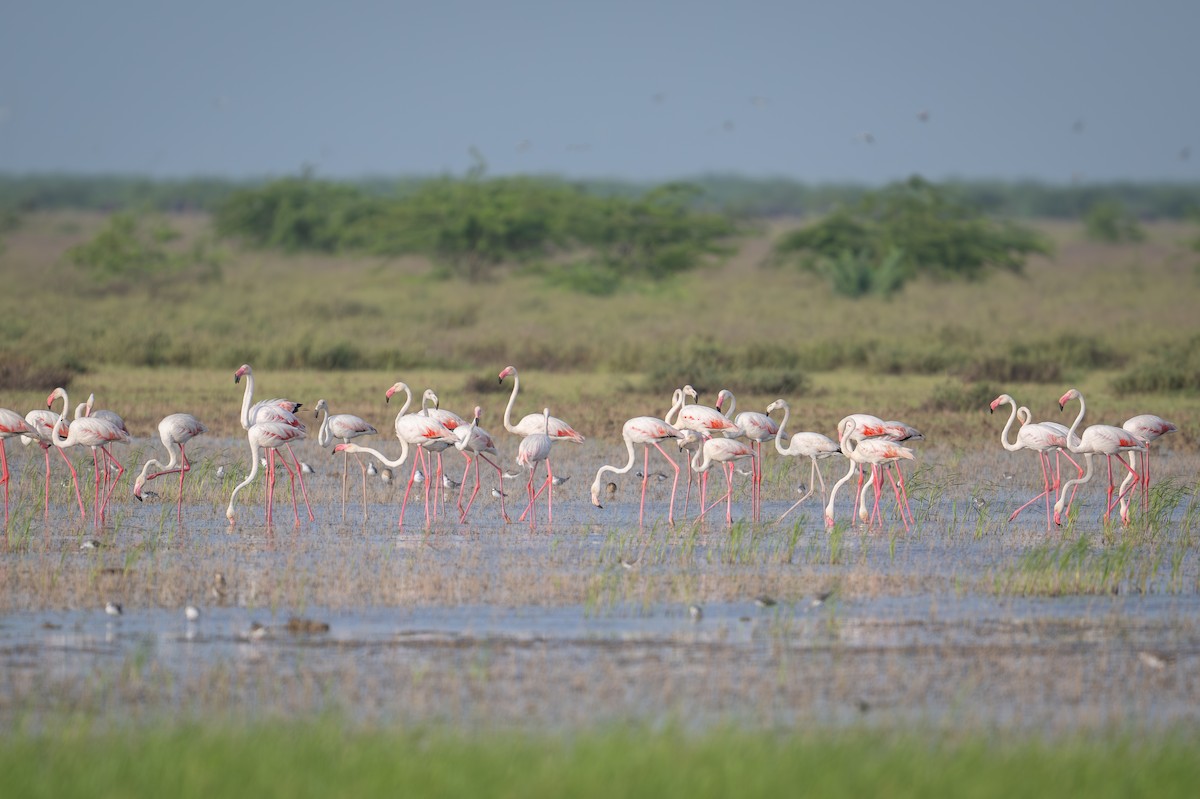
[2,439,1198,732]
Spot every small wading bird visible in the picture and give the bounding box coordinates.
[314,398,378,521]
[133,413,208,522]
[1054,389,1146,526]
[591,415,682,526]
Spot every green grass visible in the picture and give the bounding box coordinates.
[5,721,1200,798]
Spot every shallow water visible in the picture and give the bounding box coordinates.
[1,439,1198,732]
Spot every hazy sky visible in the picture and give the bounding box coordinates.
[2,1,1197,183]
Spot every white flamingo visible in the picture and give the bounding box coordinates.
[314,398,378,521]
[48,388,130,523]
[590,415,682,526]
[233,364,313,521]
[498,366,585,442]
[227,421,308,526]
[133,413,208,521]
[764,399,841,521]
[1055,389,1146,526]
[454,406,509,524]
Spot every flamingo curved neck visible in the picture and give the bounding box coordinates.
[772,403,791,456]
[996,398,1022,452]
[664,390,683,427]
[1063,394,1087,452]
[317,407,331,447]
[592,435,638,496]
[352,442,410,469]
[502,372,521,433]
[238,370,257,429]
[720,391,737,420]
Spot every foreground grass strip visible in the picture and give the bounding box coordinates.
[5,722,1200,799]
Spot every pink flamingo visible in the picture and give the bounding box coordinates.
[688,434,756,525]
[670,386,743,516]
[453,406,509,524]
[675,428,704,518]
[84,393,130,437]
[832,414,919,526]
[133,413,208,521]
[1121,414,1177,510]
[824,418,913,529]
[590,415,683,526]
[20,408,86,519]
[384,381,460,527]
[226,421,308,526]
[1054,388,1146,526]
[1,408,36,524]
[48,388,130,523]
[715,389,778,521]
[764,399,841,521]
[990,394,1081,530]
[498,366,586,443]
[314,398,378,521]
[516,408,556,528]
[420,389,464,518]
[233,364,314,521]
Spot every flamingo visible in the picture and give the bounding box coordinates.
[590,415,682,526]
[384,381,461,527]
[314,398,378,521]
[516,408,556,528]
[133,413,208,521]
[1,408,37,524]
[498,366,586,443]
[715,389,779,521]
[420,389,465,518]
[233,364,313,521]
[764,399,841,521]
[824,418,913,529]
[48,388,130,523]
[990,394,1083,529]
[453,406,509,524]
[1121,414,1177,510]
[226,421,308,526]
[834,413,921,526]
[84,393,130,437]
[1054,389,1146,526]
[20,408,86,519]
[688,434,756,525]
[675,428,704,518]
[670,386,743,517]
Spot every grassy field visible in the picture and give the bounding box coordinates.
[4,721,1200,799]
[1,212,1198,445]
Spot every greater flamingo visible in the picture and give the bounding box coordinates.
[419,389,465,518]
[824,418,914,529]
[233,364,313,521]
[133,413,208,521]
[0,408,36,524]
[1121,414,1177,510]
[715,389,778,520]
[764,399,841,521]
[498,366,586,443]
[990,394,1081,529]
[688,434,756,525]
[20,408,86,519]
[669,386,742,517]
[453,406,509,523]
[48,388,130,523]
[314,398,378,521]
[590,415,682,526]
[226,421,308,526]
[1054,389,1146,526]
[84,393,130,437]
[516,408,556,528]
[384,381,461,527]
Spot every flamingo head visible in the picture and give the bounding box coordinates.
[473,405,483,423]
[423,389,440,411]
[384,382,407,403]
[682,384,698,402]
[314,398,328,416]
[133,476,145,500]
[333,443,352,454]
[46,387,66,409]
[715,390,731,411]
[234,364,251,384]
[498,365,517,383]
[590,480,604,508]
[989,394,1013,414]
[766,399,786,415]
[1058,388,1080,411]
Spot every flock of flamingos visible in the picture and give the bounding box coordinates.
[0,364,1179,532]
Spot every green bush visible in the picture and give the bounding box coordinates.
[775,176,1050,297]
[67,212,221,280]
[1084,200,1145,243]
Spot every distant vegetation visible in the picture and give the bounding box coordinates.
[68,211,224,281]
[213,176,735,290]
[3,172,1199,220]
[771,177,1051,297]
[1084,200,1146,243]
